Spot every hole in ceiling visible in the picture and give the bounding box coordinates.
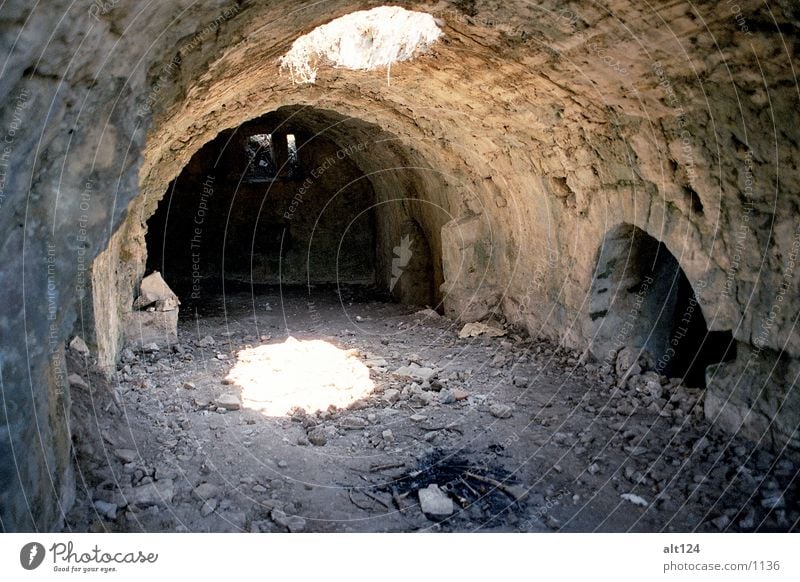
[279,6,443,83]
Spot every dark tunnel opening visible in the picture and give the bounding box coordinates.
[589,224,737,387]
[145,113,380,310]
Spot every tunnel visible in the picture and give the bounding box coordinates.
[145,109,385,308]
[143,107,443,313]
[589,224,736,387]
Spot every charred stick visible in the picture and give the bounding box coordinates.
[463,471,526,501]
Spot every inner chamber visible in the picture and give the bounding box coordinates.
[145,112,379,306]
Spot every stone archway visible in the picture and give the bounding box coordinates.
[588,223,735,387]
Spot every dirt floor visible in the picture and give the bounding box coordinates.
[64,286,799,533]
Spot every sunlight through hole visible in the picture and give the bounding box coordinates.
[225,337,374,416]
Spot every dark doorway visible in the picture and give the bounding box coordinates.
[145,116,378,308]
[589,224,735,386]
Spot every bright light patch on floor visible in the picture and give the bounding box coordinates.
[226,337,374,416]
[279,6,442,83]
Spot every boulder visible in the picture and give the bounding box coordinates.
[133,271,180,311]
[418,484,454,516]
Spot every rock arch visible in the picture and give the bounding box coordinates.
[588,223,735,387]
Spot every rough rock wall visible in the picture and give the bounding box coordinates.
[0,0,797,531]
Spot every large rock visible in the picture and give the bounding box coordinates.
[125,479,175,507]
[132,271,180,311]
[615,347,643,380]
[418,484,454,517]
[705,346,800,457]
[214,393,241,411]
[392,363,438,383]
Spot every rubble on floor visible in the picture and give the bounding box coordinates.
[64,289,800,533]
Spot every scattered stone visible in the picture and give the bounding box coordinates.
[339,416,369,430]
[142,342,160,353]
[93,500,117,520]
[382,429,395,443]
[692,436,710,454]
[491,354,507,367]
[489,403,513,419]
[393,363,437,383]
[252,484,267,493]
[271,509,306,532]
[68,373,89,390]
[113,448,138,463]
[411,391,434,406]
[201,499,217,517]
[183,381,196,390]
[154,462,178,481]
[365,355,388,368]
[739,509,756,529]
[197,335,215,347]
[616,346,642,382]
[127,479,174,506]
[121,348,136,363]
[277,460,289,468]
[215,353,228,360]
[437,389,456,404]
[553,432,572,445]
[710,514,731,530]
[193,483,219,500]
[418,484,454,517]
[308,426,335,446]
[410,414,427,422]
[458,321,506,338]
[620,493,648,507]
[415,308,441,319]
[383,388,400,404]
[644,378,663,399]
[546,515,561,529]
[452,389,469,401]
[69,336,90,356]
[587,463,601,475]
[214,393,241,411]
[761,493,785,510]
